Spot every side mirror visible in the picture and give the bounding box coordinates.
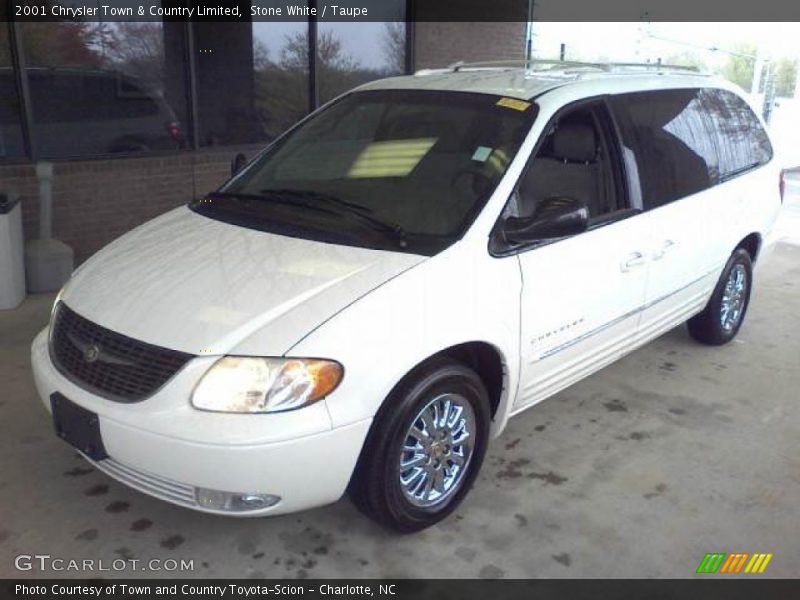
[503,196,589,245]
[231,153,247,177]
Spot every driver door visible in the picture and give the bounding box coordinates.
[509,99,653,410]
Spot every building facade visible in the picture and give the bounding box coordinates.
[0,16,524,263]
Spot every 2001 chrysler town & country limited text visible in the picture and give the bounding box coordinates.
[31,61,784,531]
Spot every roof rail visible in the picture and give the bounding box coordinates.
[447,59,606,72]
[445,59,704,75]
[607,61,702,73]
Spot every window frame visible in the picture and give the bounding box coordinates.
[489,94,638,258]
[3,20,34,162]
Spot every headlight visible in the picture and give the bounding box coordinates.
[191,357,343,414]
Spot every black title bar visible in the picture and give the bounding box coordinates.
[4,0,800,22]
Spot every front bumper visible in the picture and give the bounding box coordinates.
[31,329,371,516]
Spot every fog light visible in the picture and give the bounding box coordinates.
[195,488,281,512]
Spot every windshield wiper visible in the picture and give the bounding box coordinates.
[202,190,348,218]
[259,188,409,248]
[261,188,374,214]
[203,190,315,210]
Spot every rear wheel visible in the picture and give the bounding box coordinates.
[349,358,490,533]
[688,248,753,345]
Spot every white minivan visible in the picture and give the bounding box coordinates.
[31,61,783,532]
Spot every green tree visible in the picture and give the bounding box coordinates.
[103,23,165,93]
[382,22,406,74]
[279,29,359,73]
[720,43,757,93]
[773,58,798,98]
[19,22,105,67]
[253,38,270,70]
[279,29,367,103]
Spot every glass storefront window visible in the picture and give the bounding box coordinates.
[20,17,190,158]
[195,20,309,148]
[2,14,409,160]
[317,22,407,105]
[0,23,26,159]
[254,22,310,141]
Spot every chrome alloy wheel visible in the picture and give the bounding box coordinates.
[398,393,476,508]
[720,263,747,331]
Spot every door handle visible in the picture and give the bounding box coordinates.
[652,239,676,261]
[621,251,647,272]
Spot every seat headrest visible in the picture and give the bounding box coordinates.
[553,123,596,163]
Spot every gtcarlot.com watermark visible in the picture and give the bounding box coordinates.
[15,553,194,573]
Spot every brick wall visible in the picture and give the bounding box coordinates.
[0,145,259,265]
[414,22,527,69]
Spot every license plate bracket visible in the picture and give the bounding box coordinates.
[51,393,108,461]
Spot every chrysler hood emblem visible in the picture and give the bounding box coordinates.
[84,344,100,363]
[65,331,134,367]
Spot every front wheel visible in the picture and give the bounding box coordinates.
[349,358,491,533]
[688,248,753,345]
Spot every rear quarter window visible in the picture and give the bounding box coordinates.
[700,88,772,180]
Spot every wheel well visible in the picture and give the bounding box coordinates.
[437,342,504,419]
[736,233,761,262]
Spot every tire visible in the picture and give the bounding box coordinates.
[688,248,753,345]
[349,357,491,533]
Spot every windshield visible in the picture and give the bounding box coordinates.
[191,89,537,255]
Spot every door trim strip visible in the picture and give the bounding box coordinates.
[538,267,719,360]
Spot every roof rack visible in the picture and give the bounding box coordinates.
[444,59,704,75]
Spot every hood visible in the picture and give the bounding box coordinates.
[61,207,426,356]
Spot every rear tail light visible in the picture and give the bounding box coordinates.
[166,120,182,140]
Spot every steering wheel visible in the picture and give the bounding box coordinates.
[450,166,494,197]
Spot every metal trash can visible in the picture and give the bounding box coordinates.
[0,192,26,310]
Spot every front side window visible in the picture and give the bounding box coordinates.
[509,101,625,221]
[611,89,717,210]
[192,90,536,255]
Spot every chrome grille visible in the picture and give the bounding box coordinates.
[84,453,197,507]
[49,302,192,403]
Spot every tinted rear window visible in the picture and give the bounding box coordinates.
[610,89,717,210]
[611,87,774,211]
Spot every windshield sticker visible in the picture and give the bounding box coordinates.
[471,146,493,162]
[347,138,436,178]
[496,97,531,112]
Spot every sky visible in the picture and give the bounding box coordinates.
[533,23,800,64]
